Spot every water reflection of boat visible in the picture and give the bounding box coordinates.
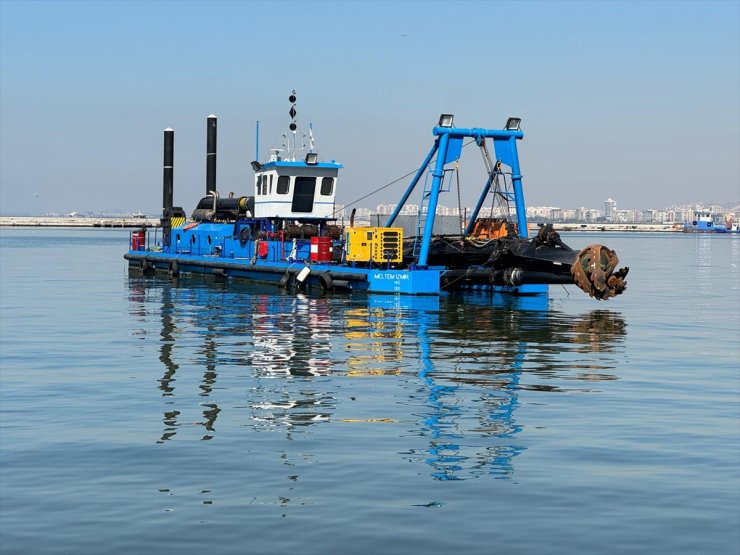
[362,294,626,479]
[128,278,338,441]
[128,278,626,478]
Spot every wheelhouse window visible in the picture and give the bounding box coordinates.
[277,175,290,194]
[320,177,334,196]
[291,176,316,213]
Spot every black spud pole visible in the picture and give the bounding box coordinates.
[163,127,174,210]
[162,127,174,246]
[206,115,217,194]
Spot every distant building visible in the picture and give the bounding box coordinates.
[526,206,560,221]
[604,198,617,222]
[575,207,600,222]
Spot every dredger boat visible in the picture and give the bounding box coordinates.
[125,92,628,300]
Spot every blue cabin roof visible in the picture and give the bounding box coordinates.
[260,160,343,170]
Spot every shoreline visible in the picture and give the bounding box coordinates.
[0,216,685,233]
[0,216,160,228]
[543,223,681,233]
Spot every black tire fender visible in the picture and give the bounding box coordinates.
[319,272,333,292]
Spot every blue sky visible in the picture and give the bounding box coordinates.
[1,0,738,215]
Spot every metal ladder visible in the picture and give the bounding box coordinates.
[411,167,454,258]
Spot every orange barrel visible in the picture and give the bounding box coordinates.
[310,236,333,262]
[131,229,145,251]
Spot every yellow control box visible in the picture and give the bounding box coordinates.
[346,227,403,263]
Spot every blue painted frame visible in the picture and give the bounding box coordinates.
[384,123,528,268]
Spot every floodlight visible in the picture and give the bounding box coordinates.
[251,161,261,171]
[505,117,521,131]
[438,114,454,128]
[305,152,318,165]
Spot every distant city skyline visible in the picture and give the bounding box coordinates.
[6,197,738,224]
[352,199,740,225]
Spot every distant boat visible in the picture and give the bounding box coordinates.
[683,211,739,233]
[722,214,740,233]
[131,211,147,219]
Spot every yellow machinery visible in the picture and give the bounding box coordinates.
[346,227,403,264]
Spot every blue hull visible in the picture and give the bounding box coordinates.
[124,250,548,297]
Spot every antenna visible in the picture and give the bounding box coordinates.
[255,120,260,161]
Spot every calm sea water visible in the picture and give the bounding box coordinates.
[1,228,738,554]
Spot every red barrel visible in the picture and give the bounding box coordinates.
[131,229,145,251]
[310,236,333,262]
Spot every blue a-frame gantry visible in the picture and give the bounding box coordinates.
[384,121,528,267]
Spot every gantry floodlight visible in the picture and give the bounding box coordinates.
[505,117,521,131]
[305,152,318,165]
[438,114,454,128]
[251,161,262,171]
